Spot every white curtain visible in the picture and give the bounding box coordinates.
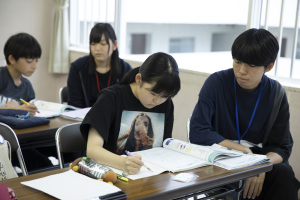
[48,0,70,73]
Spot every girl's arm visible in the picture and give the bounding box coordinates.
[86,126,144,174]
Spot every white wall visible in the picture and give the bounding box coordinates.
[0,0,68,103]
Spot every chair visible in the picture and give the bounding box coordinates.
[187,116,191,142]
[59,86,68,104]
[55,122,86,168]
[0,122,28,176]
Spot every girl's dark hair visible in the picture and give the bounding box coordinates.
[121,52,181,98]
[88,23,120,80]
[231,28,279,68]
[4,33,42,64]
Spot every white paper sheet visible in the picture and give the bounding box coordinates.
[60,107,91,121]
[21,170,121,200]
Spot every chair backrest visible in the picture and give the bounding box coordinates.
[0,122,28,176]
[187,116,191,142]
[55,122,86,168]
[59,86,68,104]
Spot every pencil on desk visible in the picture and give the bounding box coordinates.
[125,150,153,172]
[20,98,40,113]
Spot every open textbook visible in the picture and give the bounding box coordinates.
[114,138,269,180]
[30,100,77,118]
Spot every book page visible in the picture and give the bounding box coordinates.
[163,138,242,163]
[30,100,77,118]
[110,161,166,180]
[135,147,211,173]
[34,109,61,118]
[213,154,269,170]
[31,100,66,113]
[60,107,91,121]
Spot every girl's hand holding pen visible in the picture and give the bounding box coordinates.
[125,150,153,173]
[123,152,144,175]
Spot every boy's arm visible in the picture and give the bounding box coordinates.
[262,93,292,162]
[1,101,38,116]
[1,101,20,108]
[218,139,252,153]
[219,140,283,164]
[86,126,144,174]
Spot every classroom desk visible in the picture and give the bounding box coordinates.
[13,117,78,149]
[1,162,273,200]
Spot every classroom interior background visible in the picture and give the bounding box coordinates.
[0,0,300,198]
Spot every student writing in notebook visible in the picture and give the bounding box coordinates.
[0,33,39,116]
[67,23,132,108]
[80,52,181,174]
[190,29,300,200]
[0,33,54,171]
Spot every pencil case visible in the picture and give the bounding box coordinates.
[70,157,117,184]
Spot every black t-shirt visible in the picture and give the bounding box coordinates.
[67,56,132,108]
[81,84,174,155]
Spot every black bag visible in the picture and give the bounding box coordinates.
[0,109,50,129]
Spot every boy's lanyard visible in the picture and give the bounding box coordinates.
[95,72,111,93]
[234,77,263,143]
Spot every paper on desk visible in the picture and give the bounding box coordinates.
[21,170,121,200]
[60,107,91,121]
[111,161,166,180]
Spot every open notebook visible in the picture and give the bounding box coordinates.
[30,100,77,118]
[112,138,269,180]
[60,107,91,121]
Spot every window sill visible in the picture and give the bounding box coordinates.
[69,48,300,93]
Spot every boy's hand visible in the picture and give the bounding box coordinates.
[243,172,265,199]
[2,101,19,108]
[19,103,38,116]
[123,153,143,174]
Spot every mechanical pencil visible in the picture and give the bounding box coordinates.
[20,98,40,113]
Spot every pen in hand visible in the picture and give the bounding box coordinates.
[125,150,153,172]
[20,98,40,113]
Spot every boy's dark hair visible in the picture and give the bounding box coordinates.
[231,28,279,68]
[88,23,120,81]
[121,52,181,98]
[4,33,42,65]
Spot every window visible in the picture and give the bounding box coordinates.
[70,0,115,48]
[169,37,194,53]
[131,34,150,54]
[69,0,300,81]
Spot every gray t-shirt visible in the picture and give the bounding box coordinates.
[0,66,35,106]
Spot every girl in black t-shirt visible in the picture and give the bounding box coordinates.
[81,52,181,175]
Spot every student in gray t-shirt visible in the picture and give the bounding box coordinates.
[0,33,39,116]
[0,33,54,171]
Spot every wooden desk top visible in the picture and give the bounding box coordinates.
[1,163,273,200]
[13,117,78,139]
[12,117,79,149]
